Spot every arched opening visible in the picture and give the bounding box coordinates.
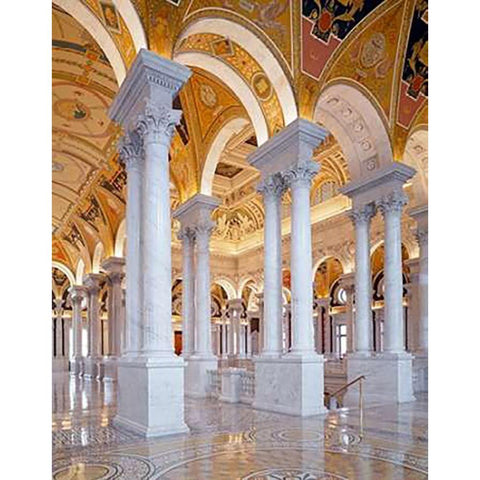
[92,242,105,274]
[313,82,393,181]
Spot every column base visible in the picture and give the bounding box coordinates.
[114,355,189,438]
[185,355,218,398]
[344,352,415,407]
[413,352,428,393]
[219,368,243,403]
[83,357,101,379]
[103,356,119,383]
[253,353,327,416]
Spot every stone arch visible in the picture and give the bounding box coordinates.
[312,254,348,283]
[53,0,126,84]
[173,51,268,145]
[92,242,105,274]
[212,276,236,300]
[176,17,297,125]
[237,275,259,299]
[404,127,428,206]
[112,0,147,52]
[313,82,393,181]
[52,261,75,288]
[75,258,85,285]
[200,117,250,195]
[114,218,126,257]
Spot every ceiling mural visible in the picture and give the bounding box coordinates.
[51,1,428,276]
[301,0,386,80]
[175,33,285,136]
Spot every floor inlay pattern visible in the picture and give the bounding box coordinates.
[52,375,428,479]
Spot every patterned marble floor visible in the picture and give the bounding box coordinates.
[52,374,428,479]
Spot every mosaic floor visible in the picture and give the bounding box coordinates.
[52,374,428,479]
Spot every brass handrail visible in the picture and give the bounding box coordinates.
[328,375,365,398]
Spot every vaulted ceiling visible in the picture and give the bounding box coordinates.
[52,0,428,278]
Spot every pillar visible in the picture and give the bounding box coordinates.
[377,191,408,354]
[177,226,195,359]
[246,314,252,357]
[340,163,416,405]
[69,286,87,375]
[101,257,125,382]
[348,204,375,356]
[174,193,220,397]
[340,274,355,354]
[221,307,228,359]
[109,49,191,437]
[257,173,285,357]
[248,119,328,416]
[83,273,103,379]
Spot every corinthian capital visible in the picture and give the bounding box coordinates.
[348,203,376,225]
[136,102,182,145]
[415,228,428,247]
[176,225,196,243]
[118,130,143,172]
[376,190,408,215]
[257,172,287,199]
[282,161,319,188]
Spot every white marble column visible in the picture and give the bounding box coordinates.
[221,307,228,358]
[83,273,103,378]
[415,228,428,354]
[246,314,252,357]
[228,299,244,359]
[54,299,64,358]
[69,286,87,375]
[349,204,375,356]
[118,132,143,356]
[101,257,125,381]
[137,105,182,356]
[257,173,285,357]
[377,191,408,354]
[177,226,195,359]
[256,293,264,354]
[283,161,319,356]
[340,274,355,354]
[109,49,191,436]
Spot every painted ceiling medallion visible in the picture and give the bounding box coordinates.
[199,83,218,108]
[251,71,273,102]
[54,99,90,122]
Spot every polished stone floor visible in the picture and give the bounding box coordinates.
[52,373,428,479]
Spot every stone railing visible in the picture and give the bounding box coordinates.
[207,369,221,398]
[239,370,255,404]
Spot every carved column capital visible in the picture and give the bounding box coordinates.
[176,225,196,243]
[118,130,143,172]
[376,190,408,215]
[136,102,182,145]
[415,228,428,247]
[68,285,88,305]
[257,172,287,199]
[348,203,376,225]
[282,161,319,189]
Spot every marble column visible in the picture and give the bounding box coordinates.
[256,293,264,354]
[348,204,375,356]
[248,119,328,416]
[221,307,228,359]
[228,299,244,359]
[118,132,143,356]
[246,314,252,357]
[283,161,319,356]
[257,173,285,357]
[340,274,355,354]
[340,163,416,405]
[109,49,191,437]
[377,191,408,354]
[53,299,67,372]
[174,193,220,397]
[101,257,125,382]
[410,205,428,392]
[69,286,87,375]
[83,273,103,379]
[177,226,195,359]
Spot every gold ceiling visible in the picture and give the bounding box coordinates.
[52,0,428,279]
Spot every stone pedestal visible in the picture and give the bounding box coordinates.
[185,356,218,398]
[253,355,327,416]
[413,354,428,393]
[114,357,189,437]
[344,353,415,406]
[219,368,243,403]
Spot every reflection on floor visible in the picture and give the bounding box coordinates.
[52,374,428,479]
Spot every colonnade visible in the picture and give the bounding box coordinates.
[59,50,428,438]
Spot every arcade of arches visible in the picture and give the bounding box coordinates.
[52,1,428,478]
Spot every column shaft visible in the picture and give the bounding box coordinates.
[417,231,428,353]
[180,229,195,357]
[378,192,407,353]
[284,163,318,355]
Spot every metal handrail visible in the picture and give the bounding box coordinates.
[328,375,365,398]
